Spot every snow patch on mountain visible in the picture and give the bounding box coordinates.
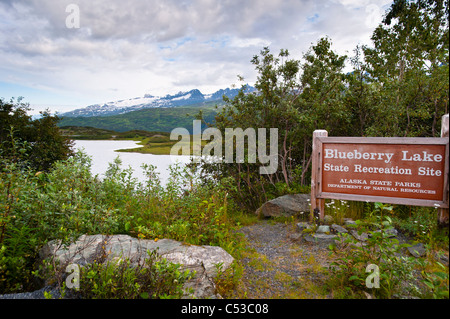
[61,86,254,118]
[172,93,191,101]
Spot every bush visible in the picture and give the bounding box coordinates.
[125,161,242,253]
[0,144,243,295]
[391,206,449,249]
[328,203,449,299]
[76,250,193,299]
[0,161,42,292]
[328,204,420,299]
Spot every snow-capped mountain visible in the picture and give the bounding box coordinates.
[61,86,254,118]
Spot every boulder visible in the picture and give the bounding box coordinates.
[38,234,234,299]
[256,194,310,218]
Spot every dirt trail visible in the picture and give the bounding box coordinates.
[229,220,334,299]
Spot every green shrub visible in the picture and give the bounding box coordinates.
[328,204,420,299]
[418,260,449,299]
[76,250,193,299]
[0,161,42,292]
[391,206,449,249]
[0,143,244,295]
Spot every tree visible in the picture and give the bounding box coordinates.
[200,40,350,211]
[344,45,381,137]
[0,97,74,171]
[298,37,349,137]
[199,48,304,210]
[363,0,449,137]
[295,37,349,183]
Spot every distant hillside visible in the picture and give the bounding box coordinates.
[57,104,218,133]
[59,126,171,139]
[59,126,118,139]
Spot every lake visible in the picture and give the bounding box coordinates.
[73,140,191,185]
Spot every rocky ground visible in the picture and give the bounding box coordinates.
[228,220,334,299]
[226,219,448,299]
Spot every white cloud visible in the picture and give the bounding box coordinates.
[228,37,272,49]
[0,0,393,113]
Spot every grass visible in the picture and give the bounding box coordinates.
[60,126,209,155]
[116,140,177,155]
[115,135,208,155]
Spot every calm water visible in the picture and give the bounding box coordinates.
[73,140,191,185]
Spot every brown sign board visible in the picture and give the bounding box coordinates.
[315,137,449,208]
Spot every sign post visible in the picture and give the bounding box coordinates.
[311,130,327,221]
[311,114,449,225]
[439,114,449,225]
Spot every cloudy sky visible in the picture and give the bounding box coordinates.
[0,0,392,115]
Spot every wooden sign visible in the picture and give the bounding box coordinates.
[310,115,450,223]
[315,137,449,208]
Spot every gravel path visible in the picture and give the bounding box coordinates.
[229,220,334,299]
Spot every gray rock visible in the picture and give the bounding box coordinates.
[436,252,449,266]
[344,218,356,226]
[297,222,312,232]
[0,286,59,299]
[316,225,330,233]
[350,230,369,242]
[372,228,398,238]
[256,194,310,218]
[385,228,398,237]
[323,215,334,225]
[333,235,367,249]
[38,234,234,299]
[407,243,426,257]
[331,224,348,234]
[303,233,338,245]
[288,232,302,242]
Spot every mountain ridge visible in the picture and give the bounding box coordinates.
[61,86,254,118]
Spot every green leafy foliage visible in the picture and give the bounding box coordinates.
[363,0,449,137]
[419,260,449,299]
[0,97,74,172]
[0,139,243,294]
[328,206,420,299]
[77,250,193,299]
[197,0,448,213]
[0,0,448,299]
[328,203,449,299]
